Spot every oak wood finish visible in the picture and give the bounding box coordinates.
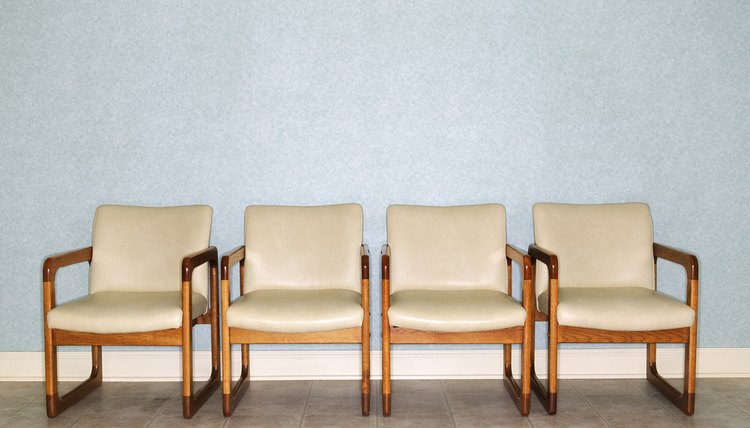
[528,242,698,416]
[43,246,220,419]
[220,244,371,417]
[381,243,533,416]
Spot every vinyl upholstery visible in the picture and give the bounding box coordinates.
[386,204,523,332]
[47,291,208,333]
[533,202,694,331]
[244,204,363,292]
[226,289,363,333]
[48,204,213,334]
[387,204,507,294]
[228,204,365,333]
[389,290,526,332]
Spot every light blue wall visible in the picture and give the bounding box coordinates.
[1,1,748,352]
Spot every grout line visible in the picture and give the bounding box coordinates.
[567,379,615,427]
[298,380,313,428]
[702,381,750,417]
[628,379,688,427]
[143,393,178,428]
[439,380,457,428]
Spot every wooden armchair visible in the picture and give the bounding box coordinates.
[43,205,220,418]
[220,204,370,416]
[381,204,533,416]
[529,202,698,415]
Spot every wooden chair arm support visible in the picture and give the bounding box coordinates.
[43,247,93,283]
[381,245,390,311]
[654,243,699,281]
[528,244,558,279]
[506,244,533,308]
[361,245,370,282]
[220,246,245,304]
[380,245,390,281]
[182,246,218,282]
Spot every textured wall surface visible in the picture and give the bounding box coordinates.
[1,1,748,351]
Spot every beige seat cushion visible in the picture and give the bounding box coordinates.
[538,287,695,331]
[388,290,526,332]
[47,291,208,334]
[244,204,363,292]
[226,289,363,333]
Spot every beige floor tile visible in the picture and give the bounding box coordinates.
[442,379,505,396]
[0,395,38,417]
[387,380,450,416]
[378,414,454,428]
[527,414,608,428]
[453,414,532,427]
[147,413,227,428]
[568,379,652,397]
[444,391,521,417]
[72,413,154,428]
[0,382,45,399]
[0,413,79,428]
[155,390,224,419]
[583,393,671,416]
[223,414,300,427]
[230,381,310,416]
[302,414,376,428]
[602,411,686,428]
[305,380,369,416]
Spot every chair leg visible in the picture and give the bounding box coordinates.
[45,345,103,418]
[646,341,696,415]
[502,344,531,416]
[182,322,221,418]
[222,343,250,417]
[382,327,391,417]
[530,323,557,415]
[361,325,371,416]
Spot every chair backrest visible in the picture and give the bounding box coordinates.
[387,204,507,294]
[244,204,363,292]
[533,202,655,298]
[89,205,213,298]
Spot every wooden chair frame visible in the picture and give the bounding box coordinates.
[220,244,371,416]
[43,246,221,418]
[528,242,699,415]
[381,244,534,416]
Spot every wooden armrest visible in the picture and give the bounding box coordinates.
[182,246,218,282]
[221,246,246,280]
[528,244,558,280]
[43,247,93,283]
[654,243,699,281]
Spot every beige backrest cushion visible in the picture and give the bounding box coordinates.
[89,205,212,298]
[533,202,655,297]
[244,204,363,292]
[387,204,507,294]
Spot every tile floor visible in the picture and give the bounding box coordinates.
[0,378,748,427]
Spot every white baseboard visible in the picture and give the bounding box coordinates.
[1,348,748,381]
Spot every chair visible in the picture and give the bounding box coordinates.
[529,202,698,415]
[43,205,220,418]
[220,204,370,416]
[382,204,533,416]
